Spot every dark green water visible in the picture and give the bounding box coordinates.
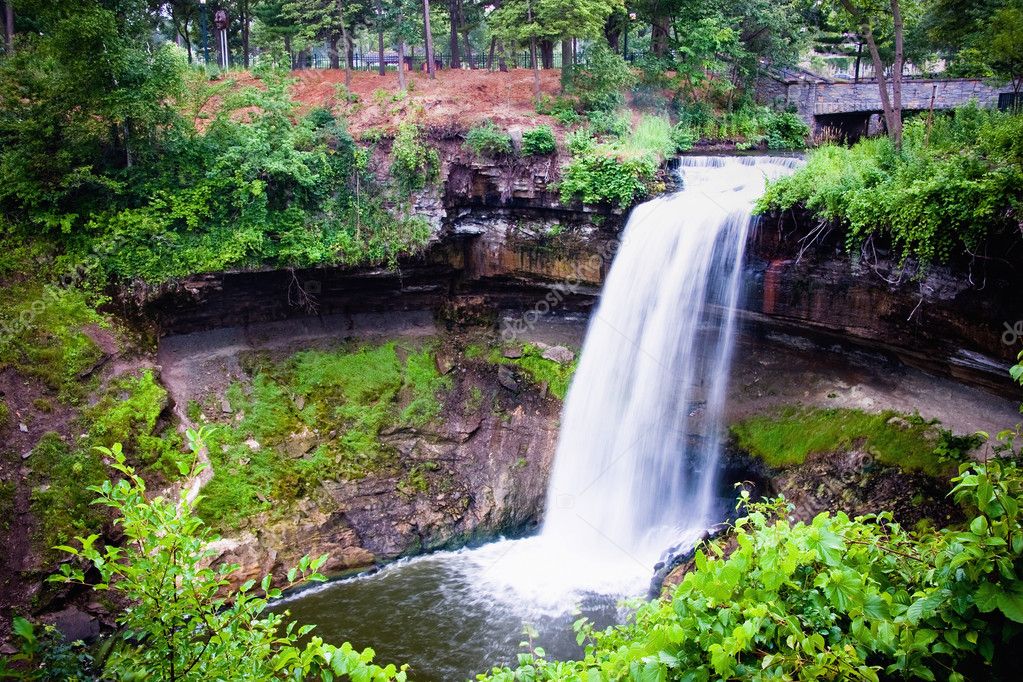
[275,540,625,681]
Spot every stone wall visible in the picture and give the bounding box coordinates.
[814,79,1006,115]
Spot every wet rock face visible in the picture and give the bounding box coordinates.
[744,215,1023,395]
[208,363,559,586]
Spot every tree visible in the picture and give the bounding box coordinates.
[422,0,436,78]
[4,0,14,53]
[252,0,304,66]
[46,442,407,680]
[983,0,1023,97]
[285,0,367,85]
[835,0,908,147]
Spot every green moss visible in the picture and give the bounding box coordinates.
[0,479,14,532]
[32,398,53,413]
[82,369,183,476]
[731,407,954,476]
[490,344,577,400]
[0,284,105,402]
[197,341,452,530]
[0,398,8,427]
[28,432,107,559]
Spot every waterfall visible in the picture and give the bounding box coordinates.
[470,156,800,605]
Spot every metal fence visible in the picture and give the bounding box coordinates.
[294,50,566,71]
[999,91,1022,112]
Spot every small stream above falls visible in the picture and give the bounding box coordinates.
[276,157,803,680]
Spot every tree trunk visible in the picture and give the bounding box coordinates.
[459,0,473,68]
[329,34,341,69]
[423,0,436,78]
[487,36,496,70]
[448,0,461,68]
[241,0,250,68]
[498,41,508,72]
[564,38,572,86]
[375,0,385,76]
[397,39,407,90]
[531,38,541,94]
[540,40,553,68]
[4,0,13,54]
[651,16,670,57]
[340,28,352,88]
[842,0,899,147]
[890,0,904,147]
[854,41,863,83]
[284,34,293,68]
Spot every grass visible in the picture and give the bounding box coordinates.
[730,407,959,476]
[196,341,452,530]
[83,370,176,469]
[28,432,107,560]
[0,284,106,403]
[620,114,676,161]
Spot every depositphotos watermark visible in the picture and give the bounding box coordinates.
[501,238,621,342]
[0,234,129,348]
[1003,320,1023,346]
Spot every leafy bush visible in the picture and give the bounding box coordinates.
[392,122,441,193]
[465,120,514,157]
[521,126,557,156]
[39,442,407,681]
[620,115,676,161]
[536,95,582,126]
[765,110,810,150]
[758,106,1023,267]
[671,123,699,152]
[559,146,657,208]
[586,110,630,138]
[478,453,1023,681]
[565,128,595,155]
[568,42,635,113]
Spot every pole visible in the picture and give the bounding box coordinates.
[200,0,209,65]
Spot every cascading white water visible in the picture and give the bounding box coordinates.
[541,156,800,559]
[465,156,802,605]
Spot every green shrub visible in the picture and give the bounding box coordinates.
[671,122,699,152]
[464,120,514,157]
[521,126,557,156]
[565,128,595,155]
[586,109,630,138]
[765,110,810,150]
[758,106,1023,267]
[536,95,581,125]
[559,146,657,208]
[391,122,441,194]
[478,454,1023,682]
[569,42,635,112]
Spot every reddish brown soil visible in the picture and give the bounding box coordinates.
[215,68,566,135]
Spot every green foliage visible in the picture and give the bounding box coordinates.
[731,407,957,476]
[391,122,441,194]
[478,455,1023,681]
[585,110,630,138]
[620,115,677,161]
[0,284,105,402]
[536,95,582,126]
[83,369,176,470]
[671,123,699,152]
[43,442,406,681]
[197,342,451,530]
[0,616,93,680]
[28,433,107,562]
[491,345,577,400]
[758,106,1023,267]
[522,126,558,156]
[765,110,811,150]
[568,41,635,113]
[565,128,595,155]
[465,120,515,157]
[560,146,657,208]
